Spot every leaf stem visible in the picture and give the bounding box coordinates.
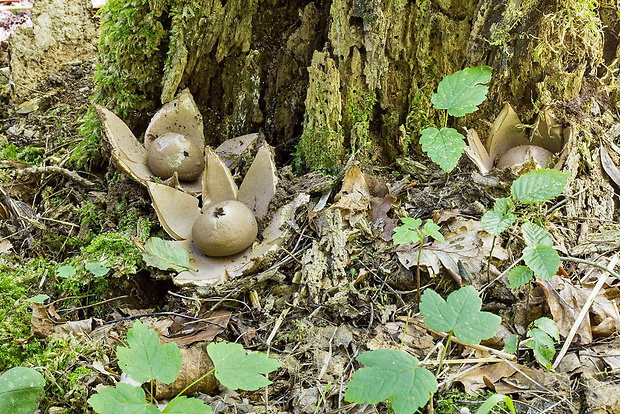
[166,367,215,407]
[436,330,452,376]
[487,235,496,283]
[559,256,620,281]
[150,379,154,405]
[400,310,412,351]
[416,236,423,305]
[313,381,332,414]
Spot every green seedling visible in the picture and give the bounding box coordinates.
[56,265,77,279]
[0,366,46,413]
[476,393,516,414]
[85,262,111,277]
[481,168,569,286]
[524,317,559,370]
[88,320,281,414]
[344,349,437,414]
[393,218,446,304]
[346,286,501,413]
[419,66,492,172]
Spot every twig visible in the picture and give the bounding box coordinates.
[552,254,619,369]
[59,295,129,313]
[105,311,202,324]
[16,165,95,187]
[422,325,516,361]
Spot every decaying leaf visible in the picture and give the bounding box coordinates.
[148,182,200,240]
[155,343,218,399]
[539,275,620,344]
[396,217,507,288]
[144,88,204,153]
[237,143,278,219]
[331,165,371,225]
[203,147,238,207]
[156,310,232,346]
[30,304,54,338]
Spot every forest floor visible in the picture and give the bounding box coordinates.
[3,6,620,414]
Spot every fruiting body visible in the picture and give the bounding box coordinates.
[147,132,205,180]
[496,145,553,169]
[192,200,258,257]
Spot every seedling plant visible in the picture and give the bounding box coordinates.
[87,320,281,414]
[419,65,492,172]
[392,218,445,303]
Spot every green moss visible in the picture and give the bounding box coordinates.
[346,91,377,155]
[1,143,44,165]
[68,108,103,171]
[296,128,343,174]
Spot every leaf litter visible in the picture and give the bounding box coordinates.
[5,55,620,414]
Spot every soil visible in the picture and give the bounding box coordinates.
[2,4,620,414]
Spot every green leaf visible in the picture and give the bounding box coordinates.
[26,294,49,304]
[522,222,553,247]
[56,265,76,278]
[117,320,182,384]
[420,286,501,345]
[431,66,492,117]
[207,342,281,391]
[511,169,569,204]
[507,266,533,287]
[525,328,556,370]
[533,317,559,341]
[88,383,160,414]
[492,197,513,215]
[422,221,445,243]
[142,237,191,272]
[344,350,437,414]
[522,245,560,280]
[503,334,518,355]
[481,210,516,237]
[419,127,467,172]
[476,393,516,414]
[85,262,111,277]
[0,367,45,413]
[163,396,213,414]
[392,218,422,245]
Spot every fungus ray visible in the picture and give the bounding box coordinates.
[203,148,239,209]
[238,143,278,219]
[487,103,529,162]
[148,182,200,240]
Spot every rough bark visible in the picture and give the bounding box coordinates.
[96,0,620,225]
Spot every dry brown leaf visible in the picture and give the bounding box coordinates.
[148,182,200,240]
[160,310,231,346]
[0,239,13,254]
[331,165,370,224]
[30,304,54,338]
[203,147,238,208]
[370,195,397,241]
[155,344,217,399]
[215,133,259,168]
[144,89,204,152]
[237,143,278,219]
[51,318,94,341]
[456,362,517,395]
[488,103,529,163]
[396,218,507,288]
[541,274,620,342]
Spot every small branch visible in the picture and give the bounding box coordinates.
[16,166,95,187]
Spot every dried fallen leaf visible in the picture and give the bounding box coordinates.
[155,343,217,399]
[30,304,54,338]
[396,218,507,288]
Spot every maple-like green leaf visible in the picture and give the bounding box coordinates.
[117,320,182,384]
[85,262,111,277]
[207,342,281,391]
[420,286,501,344]
[431,66,492,117]
[419,127,467,172]
[522,245,559,280]
[88,383,160,414]
[344,349,437,414]
[142,237,191,272]
[522,222,553,247]
[507,266,533,287]
[163,396,213,414]
[392,218,422,245]
[422,221,445,243]
[525,328,555,370]
[511,169,569,204]
[0,367,45,413]
[533,317,559,341]
[481,210,516,237]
